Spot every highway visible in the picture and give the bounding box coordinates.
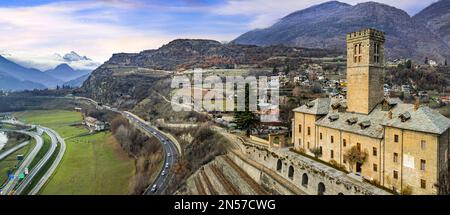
[29,127,66,195]
[15,127,58,195]
[1,120,66,195]
[1,131,43,195]
[75,97,180,194]
[123,112,178,195]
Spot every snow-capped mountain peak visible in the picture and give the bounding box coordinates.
[63,51,91,62]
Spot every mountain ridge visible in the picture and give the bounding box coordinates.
[233,1,450,62]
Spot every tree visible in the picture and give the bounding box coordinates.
[310,147,322,158]
[425,57,429,65]
[234,111,259,136]
[343,146,368,172]
[405,59,412,69]
[272,66,279,74]
[233,84,259,136]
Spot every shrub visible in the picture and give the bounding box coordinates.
[310,147,322,158]
[343,146,368,172]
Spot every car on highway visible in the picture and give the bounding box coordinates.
[167,153,171,157]
[165,163,169,168]
[161,170,166,176]
[151,185,157,192]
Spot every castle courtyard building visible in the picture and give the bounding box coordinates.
[292,28,450,195]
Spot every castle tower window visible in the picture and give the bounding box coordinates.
[394,135,399,143]
[421,140,426,150]
[343,139,347,147]
[421,179,426,189]
[393,170,398,179]
[373,147,377,156]
[394,153,398,163]
[320,133,323,140]
[357,143,361,151]
[299,124,302,133]
[373,164,378,172]
[330,150,334,159]
[330,136,334,144]
[374,43,380,63]
[420,159,426,171]
[307,127,311,136]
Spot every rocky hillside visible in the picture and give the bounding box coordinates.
[233,1,450,62]
[413,0,450,49]
[80,39,339,108]
[80,66,167,109]
[105,39,340,71]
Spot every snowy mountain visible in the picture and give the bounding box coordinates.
[1,51,101,71]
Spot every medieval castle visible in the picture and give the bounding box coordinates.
[292,28,450,195]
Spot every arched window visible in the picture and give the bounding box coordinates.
[338,192,344,195]
[276,159,282,172]
[318,182,326,195]
[302,173,309,187]
[288,166,294,179]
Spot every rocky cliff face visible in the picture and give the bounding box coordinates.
[80,66,165,109]
[233,1,450,62]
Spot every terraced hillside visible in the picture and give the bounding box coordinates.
[179,155,267,195]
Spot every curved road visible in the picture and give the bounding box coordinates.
[1,121,66,195]
[123,112,179,195]
[75,97,180,194]
[29,127,66,195]
[15,127,58,195]
[1,131,43,195]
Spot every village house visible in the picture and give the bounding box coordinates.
[292,28,450,195]
[84,116,106,131]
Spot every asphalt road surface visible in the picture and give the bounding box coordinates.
[29,127,66,195]
[123,112,178,195]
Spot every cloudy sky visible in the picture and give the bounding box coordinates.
[0,0,438,66]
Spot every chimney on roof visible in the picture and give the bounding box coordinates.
[414,99,420,111]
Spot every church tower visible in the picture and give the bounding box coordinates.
[346,28,385,114]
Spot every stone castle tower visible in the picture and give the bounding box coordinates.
[346,28,385,114]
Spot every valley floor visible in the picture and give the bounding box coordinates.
[14,110,135,194]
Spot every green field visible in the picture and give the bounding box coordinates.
[14,110,134,195]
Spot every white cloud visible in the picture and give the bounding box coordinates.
[0,1,170,63]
